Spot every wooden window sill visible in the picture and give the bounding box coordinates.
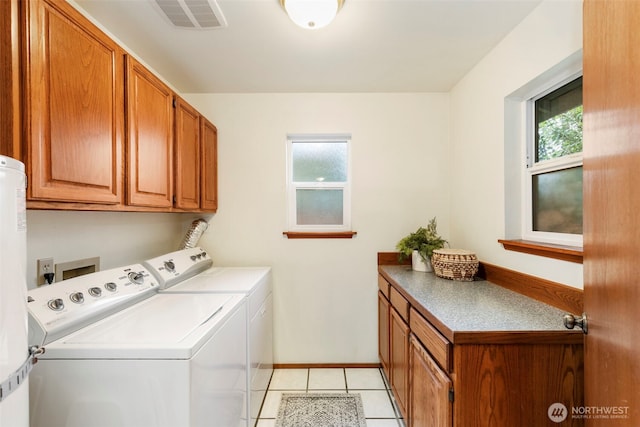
[283,231,357,239]
[498,239,583,264]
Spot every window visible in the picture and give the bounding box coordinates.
[286,134,352,234]
[525,76,583,246]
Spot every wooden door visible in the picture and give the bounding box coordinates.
[409,335,451,427]
[24,0,123,204]
[126,56,173,207]
[200,117,218,211]
[174,97,201,210]
[583,1,640,425]
[390,308,410,419]
[378,291,391,379]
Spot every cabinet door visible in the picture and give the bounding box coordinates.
[0,0,21,158]
[409,335,452,427]
[25,0,123,204]
[174,97,201,210]
[126,56,173,207]
[378,291,391,380]
[390,308,410,419]
[200,117,218,211]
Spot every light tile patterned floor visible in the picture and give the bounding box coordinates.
[256,368,405,427]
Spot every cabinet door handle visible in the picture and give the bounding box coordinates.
[563,313,588,334]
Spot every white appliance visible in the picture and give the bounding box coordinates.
[143,248,273,427]
[0,155,30,427]
[27,264,247,427]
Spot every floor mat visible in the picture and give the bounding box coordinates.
[275,393,367,427]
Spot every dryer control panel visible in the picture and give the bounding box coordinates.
[27,264,159,347]
[143,247,213,290]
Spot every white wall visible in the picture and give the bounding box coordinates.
[449,0,584,288]
[26,211,201,289]
[186,93,450,364]
[27,0,583,366]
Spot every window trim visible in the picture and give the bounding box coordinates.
[285,134,352,234]
[521,72,584,248]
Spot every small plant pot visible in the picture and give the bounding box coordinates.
[412,250,433,272]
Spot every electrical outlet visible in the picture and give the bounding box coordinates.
[37,257,54,286]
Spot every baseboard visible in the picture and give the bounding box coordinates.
[273,363,382,369]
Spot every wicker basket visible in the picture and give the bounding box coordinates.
[431,249,479,281]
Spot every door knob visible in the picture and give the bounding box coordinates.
[563,313,588,334]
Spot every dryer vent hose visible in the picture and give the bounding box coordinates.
[179,218,209,249]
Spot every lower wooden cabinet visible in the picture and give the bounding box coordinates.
[409,334,452,427]
[378,291,390,378]
[377,273,584,427]
[390,307,410,419]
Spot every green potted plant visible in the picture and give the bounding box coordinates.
[396,217,447,272]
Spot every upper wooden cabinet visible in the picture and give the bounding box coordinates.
[200,118,218,211]
[174,97,201,210]
[23,0,124,204]
[14,0,218,212]
[126,56,173,208]
[173,98,218,212]
[0,0,22,159]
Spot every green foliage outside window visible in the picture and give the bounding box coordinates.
[537,105,583,162]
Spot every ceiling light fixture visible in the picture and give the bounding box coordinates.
[280,0,345,30]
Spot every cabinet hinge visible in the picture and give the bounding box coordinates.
[448,389,454,402]
[172,98,177,108]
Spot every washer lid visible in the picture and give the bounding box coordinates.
[42,293,245,359]
[166,267,271,293]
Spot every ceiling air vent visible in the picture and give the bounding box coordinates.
[154,0,227,29]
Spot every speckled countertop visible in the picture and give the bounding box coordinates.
[379,265,581,344]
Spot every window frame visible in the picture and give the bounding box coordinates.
[522,73,583,247]
[285,134,352,233]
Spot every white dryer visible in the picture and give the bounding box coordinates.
[143,248,273,427]
[27,264,247,427]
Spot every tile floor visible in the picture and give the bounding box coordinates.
[256,367,405,427]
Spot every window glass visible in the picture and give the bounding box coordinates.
[296,189,344,225]
[287,135,351,232]
[292,142,348,182]
[535,77,583,162]
[532,166,583,234]
[524,75,583,244]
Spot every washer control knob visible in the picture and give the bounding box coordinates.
[69,292,84,304]
[104,282,117,292]
[128,271,144,285]
[47,298,64,311]
[88,287,102,297]
[164,260,176,272]
[190,255,197,261]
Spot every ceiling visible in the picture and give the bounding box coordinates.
[73,0,542,94]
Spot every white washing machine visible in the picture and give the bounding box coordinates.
[143,248,273,427]
[27,264,247,427]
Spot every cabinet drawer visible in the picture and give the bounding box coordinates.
[390,286,409,323]
[410,307,451,372]
[378,275,390,299]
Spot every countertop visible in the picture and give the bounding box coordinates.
[379,265,583,344]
